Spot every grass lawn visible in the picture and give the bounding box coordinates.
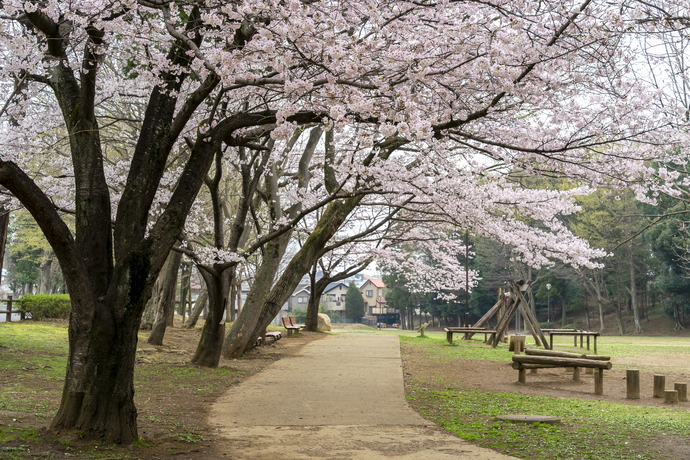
[400,333,690,460]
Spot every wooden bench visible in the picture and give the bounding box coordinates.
[512,348,612,395]
[547,330,600,354]
[289,316,305,329]
[264,331,282,342]
[281,316,304,336]
[444,327,497,345]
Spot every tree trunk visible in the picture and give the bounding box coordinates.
[0,207,8,282]
[615,302,625,335]
[183,287,207,329]
[222,237,287,358]
[598,300,606,332]
[51,297,141,444]
[50,246,158,445]
[190,268,231,367]
[306,277,330,332]
[227,198,362,356]
[178,262,191,322]
[629,249,643,334]
[560,298,566,327]
[39,252,53,294]
[235,275,243,318]
[148,251,182,345]
[140,296,156,330]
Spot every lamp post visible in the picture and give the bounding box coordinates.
[464,230,470,327]
[546,283,552,324]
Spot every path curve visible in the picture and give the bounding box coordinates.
[209,333,517,459]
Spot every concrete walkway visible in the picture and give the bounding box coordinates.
[210,333,517,459]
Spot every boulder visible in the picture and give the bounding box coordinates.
[317,313,332,332]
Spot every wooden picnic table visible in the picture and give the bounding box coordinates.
[444,327,497,345]
[547,330,600,354]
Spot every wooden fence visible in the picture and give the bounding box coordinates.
[0,296,25,322]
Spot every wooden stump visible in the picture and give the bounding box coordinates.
[518,368,526,383]
[653,375,666,398]
[674,383,688,402]
[664,390,679,404]
[509,335,526,354]
[573,367,581,382]
[626,369,640,400]
[594,368,604,395]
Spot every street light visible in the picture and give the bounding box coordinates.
[546,283,552,324]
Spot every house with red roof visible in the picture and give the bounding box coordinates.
[360,277,399,326]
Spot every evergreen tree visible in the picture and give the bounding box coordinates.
[345,281,365,320]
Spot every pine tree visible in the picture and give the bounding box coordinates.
[345,281,365,321]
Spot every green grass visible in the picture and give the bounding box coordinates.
[0,322,68,381]
[401,334,690,460]
[0,427,40,444]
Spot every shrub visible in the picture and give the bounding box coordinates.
[291,307,307,323]
[20,294,71,320]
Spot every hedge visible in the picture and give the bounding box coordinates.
[20,294,71,320]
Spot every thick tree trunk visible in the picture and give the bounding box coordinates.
[148,251,182,345]
[190,268,231,367]
[183,287,207,329]
[51,303,140,443]
[223,238,286,358]
[140,295,156,330]
[50,246,155,445]
[239,198,363,350]
[306,278,330,332]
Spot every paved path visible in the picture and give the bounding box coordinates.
[210,333,517,459]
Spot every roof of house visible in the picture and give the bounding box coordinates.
[291,286,311,297]
[323,282,348,293]
[362,277,386,289]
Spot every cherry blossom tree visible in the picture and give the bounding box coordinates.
[1,0,687,445]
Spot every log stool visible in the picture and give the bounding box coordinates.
[653,375,666,398]
[509,335,526,354]
[664,390,679,404]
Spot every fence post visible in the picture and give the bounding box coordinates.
[5,296,11,322]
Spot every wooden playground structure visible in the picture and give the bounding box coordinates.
[445,280,549,349]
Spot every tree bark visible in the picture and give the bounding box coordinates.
[148,250,182,345]
[306,276,330,332]
[239,197,364,351]
[629,248,643,334]
[183,287,207,329]
[190,268,231,367]
[140,296,156,330]
[0,204,9,282]
[222,237,287,358]
[615,302,625,335]
[178,262,191,321]
[39,252,53,294]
